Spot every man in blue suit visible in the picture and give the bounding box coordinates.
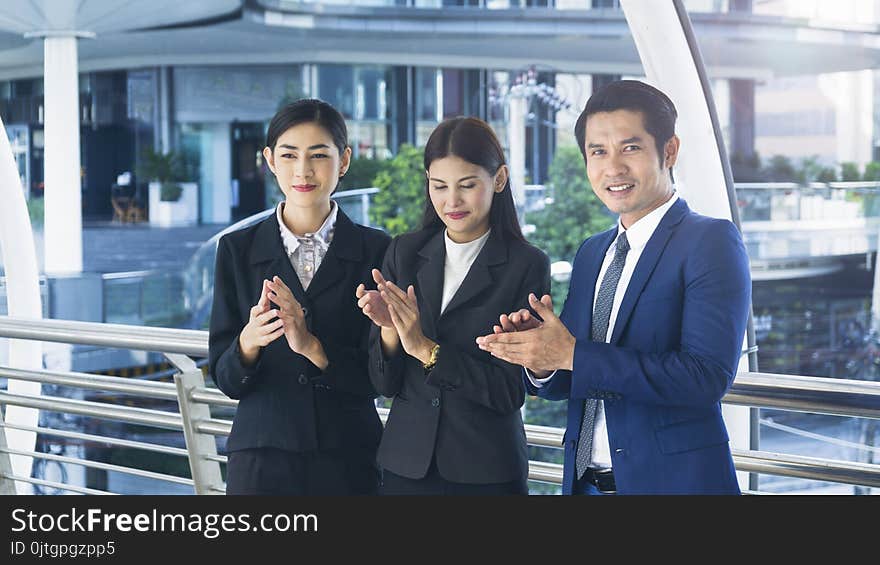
[477,80,751,494]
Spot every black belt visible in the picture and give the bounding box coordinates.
[581,468,616,493]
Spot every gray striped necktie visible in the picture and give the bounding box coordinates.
[575,231,630,479]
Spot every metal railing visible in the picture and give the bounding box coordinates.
[1,316,879,494]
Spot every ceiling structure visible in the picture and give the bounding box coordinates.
[0,2,877,80]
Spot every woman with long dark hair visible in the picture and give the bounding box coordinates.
[209,99,390,495]
[356,117,550,494]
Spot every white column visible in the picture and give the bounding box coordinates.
[43,35,83,274]
[208,123,231,224]
[159,66,172,154]
[821,70,874,169]
[0,114,44,494]
[508,96,527,222]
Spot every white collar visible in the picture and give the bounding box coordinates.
[613,191,679,252]
[277,200,338,253]
[444,228,491,265]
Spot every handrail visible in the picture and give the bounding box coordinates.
[0,447,193,486]
[732,449,880,488]
[723,372,880,420]
[0,390,184,431]
[0,473,115,495]
[0,367,180,400]
[1,315,880,494]
[0,316,206,357]
[0,422,191,457]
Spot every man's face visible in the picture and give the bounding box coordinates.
[583,109,679,229]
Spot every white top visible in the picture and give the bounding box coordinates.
[440,229,491,315]
[530,191,679,470]
[276,200,338,290]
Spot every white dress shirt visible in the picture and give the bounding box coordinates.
[529,192,679,470]
[276,201,338,290]
[441,229,491,315]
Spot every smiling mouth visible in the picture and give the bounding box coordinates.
[607,183,634,193]
[292,185,317,192]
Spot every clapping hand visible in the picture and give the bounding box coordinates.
[491,296,550,335]
[376,275,436,365]
[237,279,285,365]
[476,293,575,373]
[356,269,393,328]
[266,276,327,369]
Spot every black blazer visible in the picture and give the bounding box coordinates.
[209,209,391,455]
[370,228,551,484]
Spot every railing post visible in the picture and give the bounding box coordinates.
[0,409,18,494]
[167,353,223,495]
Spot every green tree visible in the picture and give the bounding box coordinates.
[729,151,763,182]
[136,148,188,201]
[861,162,880,217]
[815,166,838,184]
[526,145,614,263]
[840,162,861,182]
[525,146,614,311]
[864,161,880,182]
[795,155,826,184]
[341,157,386,191]
[368,144,426,236]
[762,154,797,182]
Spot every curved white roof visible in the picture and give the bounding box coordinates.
[0,4,877,80]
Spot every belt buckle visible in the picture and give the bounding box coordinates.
[593,469,616,494]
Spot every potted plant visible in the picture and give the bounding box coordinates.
[139,149,199,227]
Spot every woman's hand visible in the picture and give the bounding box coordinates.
[267,276,327,370]
[238,280,285,366]
[379,280,436,365]
[356,269,394,328]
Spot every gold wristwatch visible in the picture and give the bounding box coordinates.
[422,343,440,372]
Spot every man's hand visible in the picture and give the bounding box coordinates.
[476,293,575,372]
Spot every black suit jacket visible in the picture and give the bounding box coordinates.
[370,228,551,484]
[209,209,390,455]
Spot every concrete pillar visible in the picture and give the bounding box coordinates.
[729,78,756,161]
[42,35,83,274]
[391,66,416,150]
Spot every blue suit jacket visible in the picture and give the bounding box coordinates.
[527,198,751,494]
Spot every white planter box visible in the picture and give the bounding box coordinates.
[148,181,199,227]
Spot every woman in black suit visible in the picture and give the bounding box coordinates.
[356,117,551,494]
[209,99,390,495]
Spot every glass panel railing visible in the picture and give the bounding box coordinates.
[738,181,880,494]
[737,182,880,263]
[102,271,188,328]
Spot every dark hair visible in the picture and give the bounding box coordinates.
[265,98,348,154]
[574,80,677,180]
[421,117,524,242]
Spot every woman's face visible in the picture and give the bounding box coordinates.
[263,121,351,210]
[427,155,506,243]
